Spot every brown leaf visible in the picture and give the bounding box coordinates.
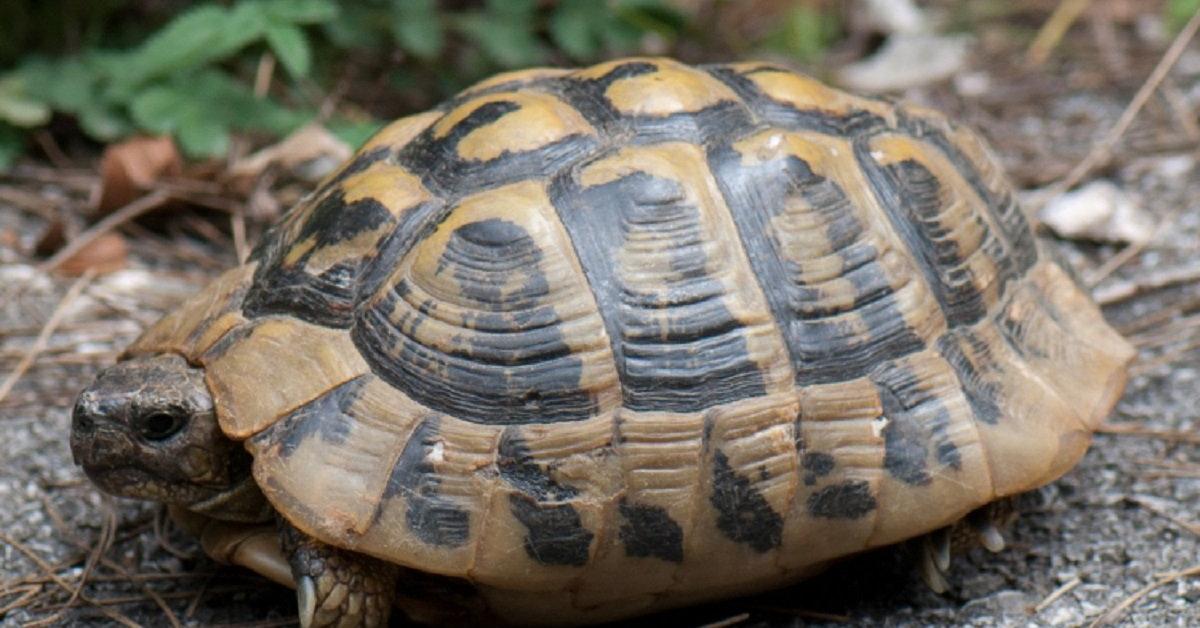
[228,123,352,187]
[57,232,129,276]
[92,136,182,215]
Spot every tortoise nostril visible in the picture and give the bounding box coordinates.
[73,408,96,433]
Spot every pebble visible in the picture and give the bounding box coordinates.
[1040,180,1156,244]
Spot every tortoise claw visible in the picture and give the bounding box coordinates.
[919,534,951,593]
[919,527,954,593]
[298,575,317,628]
[978,520,1006,553]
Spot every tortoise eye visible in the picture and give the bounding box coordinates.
[137,412,186,441]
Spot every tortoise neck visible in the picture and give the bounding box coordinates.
[188,474,272,523]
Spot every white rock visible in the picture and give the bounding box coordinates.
[837,33,972,92]
[955,71,991,97]
[861,0,928,35]
[1039,180,1155,245]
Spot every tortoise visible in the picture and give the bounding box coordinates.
[71,57,1134,626]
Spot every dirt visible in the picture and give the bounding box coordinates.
[2,13,1199,628]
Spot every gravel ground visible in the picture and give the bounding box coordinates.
[2,22,1199,628]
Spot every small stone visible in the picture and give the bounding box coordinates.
[1039,180,1155,245]
[838,33,973,92]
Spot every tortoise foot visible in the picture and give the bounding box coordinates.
[281,522,398,628]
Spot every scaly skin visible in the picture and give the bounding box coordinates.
[280,521,398,628]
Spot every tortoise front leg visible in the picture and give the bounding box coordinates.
[280,521,398,628]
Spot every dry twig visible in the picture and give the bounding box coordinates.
[1034,576,1082,613]
[1088,563,1200,627]
[0,269,95,406]
[1097,423,1200,444]
[1026,0,1093,66]
[1093,266,1200,305]
[1050,6,1200,197]
[40,190,171,273]
[1126,495,1200,537]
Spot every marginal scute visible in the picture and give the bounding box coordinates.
[867,349,994,547]
[203,317,369,439]
[125,264,255,360]
[781,378,884,569]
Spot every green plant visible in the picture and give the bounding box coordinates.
[0,0,695,168]
[1,0,337,164]
[1166,0,1200,31]
[761,2,840,64]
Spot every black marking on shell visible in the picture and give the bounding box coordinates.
[802,451,835,486]
[807,480,877,519]
[856,148,988,328]
[705,65,888,137]
[184,282,251,349]
[899,113,1038,275]
[497,430,593,565]
[508,493,594,567]
[709,451,783,553]
[617,499,684,563]
[873,360,963,486]
[353,219,596,425]
[243,192,394,327]
[555,63,753,146]
[936,331,1003,425]
[395,99,599,198]
[248,376,365,458]
[380,417,471,548]
[550,171,768,413]
[356,197,447,302]
[497,429,579,501]
[197,315,256,362]
[709,145,927,386]
[556,61,660,130]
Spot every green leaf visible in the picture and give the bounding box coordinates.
[131,70,311,158]
[486,0,537,20]
[111,3,265,95]
[0,123,24,170]
[391,0,443,59]
[763,4,838,63]
[327,118,385,150]
[549,0,603,60]
[177,114,230,158]
[322,4,390,49]
[0,76,51,127]
[454,12,544,69]
[262,0,338,24]
[78,104,132,141]
[266,23,312,78]
[1167,0,1200,32]
[614,0,687,38]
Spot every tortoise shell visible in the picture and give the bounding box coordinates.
[126,57,1133,624]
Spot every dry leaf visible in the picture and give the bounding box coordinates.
[92,135,182,215]
[229,123,352,186]
[57,232,129,276]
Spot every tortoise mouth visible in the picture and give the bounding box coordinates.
[84,465,225,505]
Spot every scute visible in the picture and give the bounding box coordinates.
[145,58,1135,625]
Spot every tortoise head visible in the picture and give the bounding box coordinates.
[70,354,259,516]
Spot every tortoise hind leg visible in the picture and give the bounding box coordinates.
[918,498,1020,593]
[280,521,398,628]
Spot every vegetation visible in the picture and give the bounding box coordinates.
[0,0,855,168]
